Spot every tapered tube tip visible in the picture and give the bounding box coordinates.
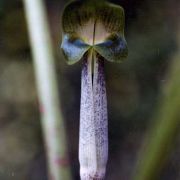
[80,168,105,180]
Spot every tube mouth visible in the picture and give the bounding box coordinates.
[61,33,128,64]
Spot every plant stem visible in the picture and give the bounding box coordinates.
[23,0,72,179]
[79,52,108,180]
[133,26,180,180]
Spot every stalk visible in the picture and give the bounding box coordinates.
[79,51,108,180]
[23,0,71,179]
[133,25,180,180]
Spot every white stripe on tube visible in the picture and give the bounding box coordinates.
[79,51,108,180]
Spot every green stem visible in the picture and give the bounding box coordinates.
[133,27,180,180]
[23,0,72,179]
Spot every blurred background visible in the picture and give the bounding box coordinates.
[0,0,179,179]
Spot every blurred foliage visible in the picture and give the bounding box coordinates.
[0,0,3,17]
[134,27,180,180]
[1,9,29,54]
[0,1,29,55]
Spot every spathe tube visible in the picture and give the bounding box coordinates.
[79,51,108,179]
[61,1,128,179]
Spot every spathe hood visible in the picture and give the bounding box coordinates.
[61,0,128,64]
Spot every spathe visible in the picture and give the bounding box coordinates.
[61,0,128,64]
[61,34,90,65]
[61,1,128,179]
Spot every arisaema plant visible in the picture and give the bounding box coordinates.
[61,0,128,179]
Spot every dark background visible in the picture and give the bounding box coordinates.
[0,0,179,179]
